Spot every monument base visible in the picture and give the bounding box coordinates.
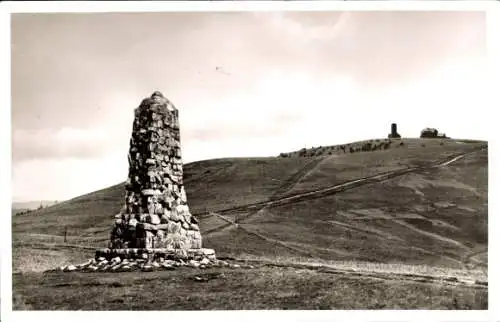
[54,248,220,273]
[95,247,216,261]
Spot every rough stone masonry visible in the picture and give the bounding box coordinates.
[54,92,249,272]
[109,91,203,251]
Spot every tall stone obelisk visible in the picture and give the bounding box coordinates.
[109,91,202,251]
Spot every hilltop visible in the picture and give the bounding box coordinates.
[12,137,488,309]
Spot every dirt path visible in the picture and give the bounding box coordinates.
[231,258,487,289]
[212,157,329,230]
[327,216,468,269]
[325,219,405,242]
[463,248,488,272]
[203,147,485,236]
[235,226,317,258]
[183,163,234,185]
[269,156,330,200]
[206,148,484,218]
[13,241,98,251]
[199,147,486,281]
[391,220,469,250]
[437,154,466,167]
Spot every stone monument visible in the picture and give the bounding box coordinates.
[93,91,216,267]
[109,91,201,250]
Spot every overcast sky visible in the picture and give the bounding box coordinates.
[11,11,491,202]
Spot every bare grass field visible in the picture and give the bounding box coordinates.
[13,265,487,310]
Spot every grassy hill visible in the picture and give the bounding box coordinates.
[11,137,488,309]
[12,200,59,216]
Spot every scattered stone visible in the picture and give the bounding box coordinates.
[200,249,215,256]
[163,259,176,266]
[189,260,200,268]
[76,260,92,269]
[121,265,131,271]
[162,263,175,270]
[194,276,208,282]
[98,265,109,272]
[51,255,224,273]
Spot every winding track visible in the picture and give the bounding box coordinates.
[199,147,487,282]
[268,156,329,200]
[229,258,487,289]
[201,147,486,236]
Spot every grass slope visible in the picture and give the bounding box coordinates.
[11,138,488,309]
[12,139,487,267]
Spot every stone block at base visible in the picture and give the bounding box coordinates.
[95,248,216,262]
[51,247,231,273]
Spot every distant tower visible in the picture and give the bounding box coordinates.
[388,123,401,139]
